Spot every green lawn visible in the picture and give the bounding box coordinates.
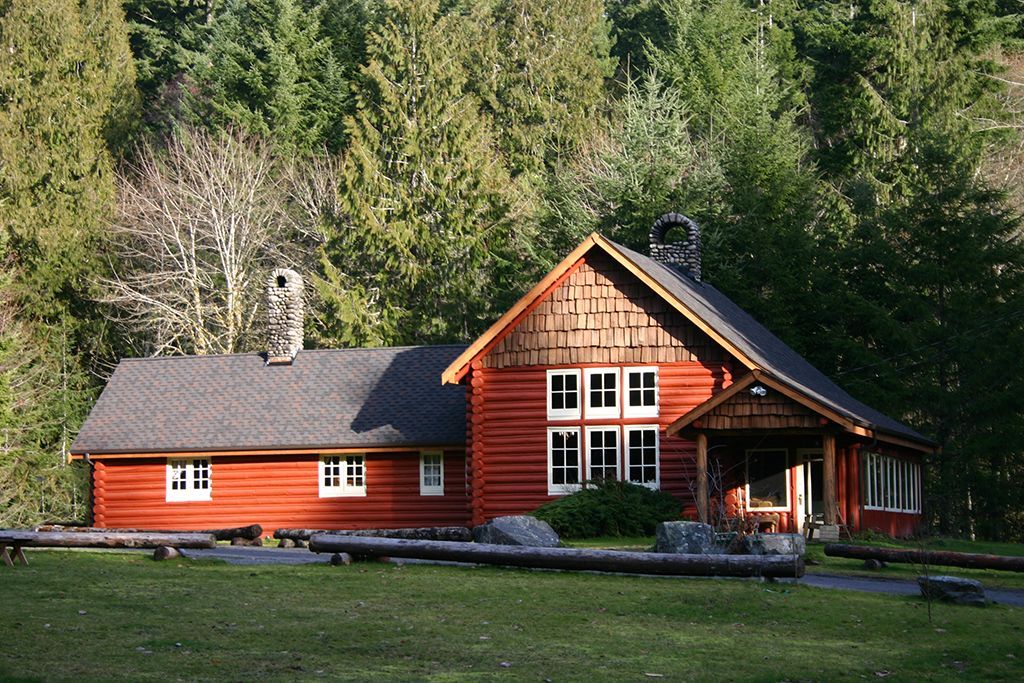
[2,551,1023,681]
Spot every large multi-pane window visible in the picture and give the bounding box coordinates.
[586,427,620,481]
[548,428,582,494]
[320,454,367,497]
[864,453,921,513]
[166,458,211,501]
[624,426,659,488]
[545,367,662,495]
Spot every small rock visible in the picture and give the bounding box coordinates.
[863,559,887,570]
[655,521,720,554]
[499,662,512,668]
[78,610,87,615]
[153,546,180,561]
[278,538,296,549]
[472,516,560,547]
[330,552,353,566]
[295,539,309,549]
[918,575,987,606]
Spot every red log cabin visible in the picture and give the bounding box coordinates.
[70,215,936,538]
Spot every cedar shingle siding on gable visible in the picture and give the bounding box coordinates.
[484,251,727,368]
[700,388,820,430]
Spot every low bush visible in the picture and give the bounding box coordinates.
[532,480,682,538]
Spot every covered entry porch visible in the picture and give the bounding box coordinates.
[669,371,933,537]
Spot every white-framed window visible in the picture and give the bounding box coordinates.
[584,368,620,419]
[548,427,582,495]
[166,458,211,502]
[420,451,444,496]
[547,369,581,420]
[586,426,620,482]
[745,449,789,512]
[863,453,921,513]
[624,425,659,489]
[623,367,659,418]
[319,454,367,497]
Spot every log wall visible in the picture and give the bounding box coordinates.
[471,361,733,522]
[93,451,469,534]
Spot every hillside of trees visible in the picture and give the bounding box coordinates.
[2,0,1024,539]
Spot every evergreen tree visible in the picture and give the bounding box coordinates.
[317,0,521,347]
[187,0,351,152]
[467,0,616,179]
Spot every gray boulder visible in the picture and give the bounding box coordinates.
[918,575,987,606]
[654,521,720,554]
[472,516,560,547]
[739,533,806,556]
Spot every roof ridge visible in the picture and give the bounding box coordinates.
[118,343,471,363]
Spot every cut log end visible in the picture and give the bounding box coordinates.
[152,546,181,561]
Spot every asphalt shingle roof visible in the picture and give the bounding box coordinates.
[71,345,468,455]
[605,239,932,445]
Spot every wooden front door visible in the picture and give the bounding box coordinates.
[796,450,823,533]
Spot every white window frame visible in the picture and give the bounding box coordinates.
[744,449,790,513]
[547,427,582,495]
[419,451,444,496]
[319,454,367,498]
[623,366,659,418]
[584,368,620,419]
[863,453,921,513]
[623,425,660,489]
[546,369,582,420]
[166,458,212,502]
[585,426,620,482]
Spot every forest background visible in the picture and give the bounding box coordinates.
[2,0,1024,540]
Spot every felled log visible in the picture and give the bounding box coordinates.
[824,544,1024,573]
[153,546,181,561]
[275,526,472,542]
[1,530,216,549]
[230,536,263,547]
[37,524,262,541]
[308,535,805,578]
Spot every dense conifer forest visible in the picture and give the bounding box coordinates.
[2,0,1023,539]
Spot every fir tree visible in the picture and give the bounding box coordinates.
[187,0,351,153]
[317,0,521,347]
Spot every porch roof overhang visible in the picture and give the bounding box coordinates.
[666,370,939,453]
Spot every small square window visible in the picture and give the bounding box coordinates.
[320,455,367,497]
[585,368,619,419]
[547,370,581,420]
[548,428,582,495]
[420,451,444,496]
[624,367,658,418]
[166,458,212,502]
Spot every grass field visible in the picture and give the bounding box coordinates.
[1,551,1023,681]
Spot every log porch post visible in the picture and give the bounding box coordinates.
[696,432,709,524]
[823,432,838,525]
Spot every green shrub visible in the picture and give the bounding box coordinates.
[532,480,683,538]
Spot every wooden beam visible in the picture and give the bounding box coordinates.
[69,446,463,461]
[823,433,838,525]
[696,432,709,524]
[309,535,805,578]
[0,531,216,549]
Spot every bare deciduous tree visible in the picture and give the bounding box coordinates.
[102,128,317,356]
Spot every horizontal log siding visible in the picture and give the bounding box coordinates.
[476,362,732,520]
[93,452,469,534]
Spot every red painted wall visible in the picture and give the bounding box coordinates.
[470,361,732,522]
[93,451,469,534]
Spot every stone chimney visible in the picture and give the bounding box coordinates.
[266,268,304,365]
[649,212,701,281]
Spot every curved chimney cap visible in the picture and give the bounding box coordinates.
[649,212,702,281]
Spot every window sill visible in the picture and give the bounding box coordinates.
[420,489,444,497]
[166,493,212,503]
[547,484,582,496]
[319,489,368,498]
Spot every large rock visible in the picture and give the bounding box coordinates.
[918,575,987,606]
[738,533,806,556]
[654,521,719,554]
[472,516,560,547]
